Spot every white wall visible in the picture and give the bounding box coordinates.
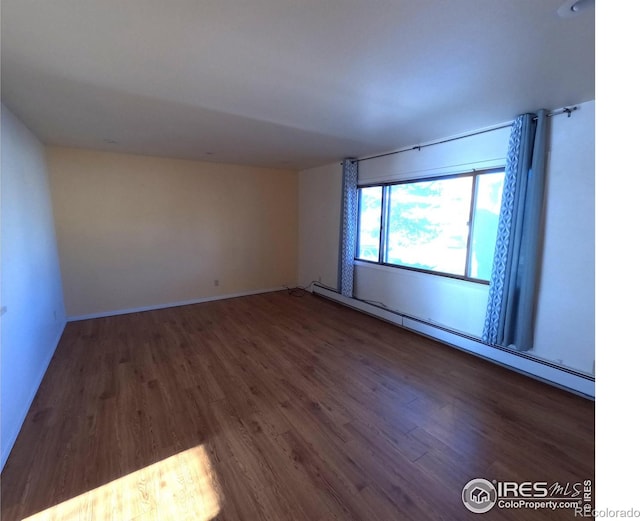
[298,162,342,288]
[534,101,595,373]
[1,105,67,470]
[358,125,511,184]
[298,101,595,377]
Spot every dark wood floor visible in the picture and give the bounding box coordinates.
[1,291,594,521]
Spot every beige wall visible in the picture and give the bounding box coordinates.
[47,147,298,317]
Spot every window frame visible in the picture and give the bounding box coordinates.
[355,167,505,285]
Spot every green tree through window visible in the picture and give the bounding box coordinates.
[356,169,504,282]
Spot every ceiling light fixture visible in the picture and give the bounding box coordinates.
[557,0,594,18]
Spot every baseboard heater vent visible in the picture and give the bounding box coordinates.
[311,284,594,399]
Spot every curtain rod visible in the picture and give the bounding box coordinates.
[349,106,578,164]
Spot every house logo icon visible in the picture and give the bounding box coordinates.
[471,487,489,503]
[462,478,497,513]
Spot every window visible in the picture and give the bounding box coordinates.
[356,186,382,262]
[355,169,505,283]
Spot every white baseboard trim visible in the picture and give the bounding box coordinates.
[312,285,594,399]
[1,320,66,471]
[67,287,286,322]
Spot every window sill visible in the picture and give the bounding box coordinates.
[354,259,490,286]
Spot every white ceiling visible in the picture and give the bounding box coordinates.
[1,0,594,170]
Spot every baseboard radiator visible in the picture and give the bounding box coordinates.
[311,284,594,399]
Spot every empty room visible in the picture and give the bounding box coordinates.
[0,0,616,519]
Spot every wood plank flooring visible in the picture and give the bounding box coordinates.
[1,291,594,520]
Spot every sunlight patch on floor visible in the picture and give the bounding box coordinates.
[23,444,223,521]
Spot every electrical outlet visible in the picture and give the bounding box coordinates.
[214,279,219,287]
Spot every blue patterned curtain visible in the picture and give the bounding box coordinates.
[338,159,358,297]
[483,110,548,351]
